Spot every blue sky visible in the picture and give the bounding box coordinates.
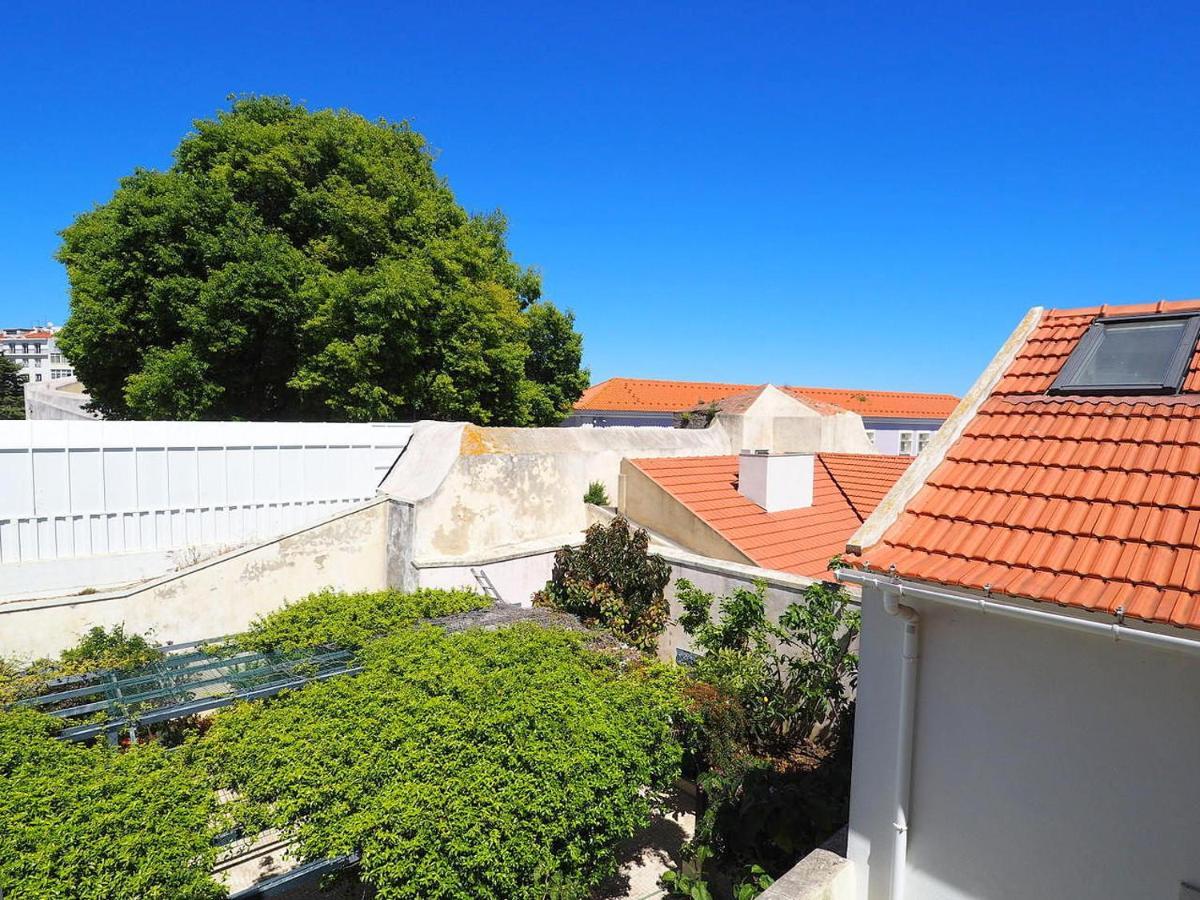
[2,1,1199,395]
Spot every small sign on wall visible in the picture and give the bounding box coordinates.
[675,647,699,666]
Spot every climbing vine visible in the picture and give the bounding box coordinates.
[0,589,685,900]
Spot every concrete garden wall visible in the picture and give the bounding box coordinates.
[0,499,391,661]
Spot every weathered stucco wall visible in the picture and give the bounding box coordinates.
[849,583,1200,900]
[0,500,390,660]
[379,421,733,563]
[414,544,561,607]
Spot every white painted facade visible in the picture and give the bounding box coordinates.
[0,420,411,597]
[848,581,1200,900]
[863,419,942,456]
[0,325,74,384]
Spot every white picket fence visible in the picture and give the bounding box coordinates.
[0,421,412,565]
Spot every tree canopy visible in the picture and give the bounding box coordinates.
[0,354,24,419]
[57,96,588,424]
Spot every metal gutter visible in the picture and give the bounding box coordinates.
[839,569,1200,658]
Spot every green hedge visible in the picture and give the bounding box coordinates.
[0,589,684,900]
[0,709,224,900]
[238,586,489,652]
[204,625,684,899]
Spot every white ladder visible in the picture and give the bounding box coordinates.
[470,568,503,604]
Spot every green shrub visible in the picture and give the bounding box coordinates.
[0,625,163,704]
[583,480,610,505]
[57,625,162,674]
[668,572,860,892]
[677,577,858,753]
[202,624,685,899]
[0,708,224,900]
[239,587,489,652]
[533,516,671,652]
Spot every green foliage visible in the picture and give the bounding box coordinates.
[669,569,860,893]
[583,479,610,505]
[0,708,224,900]
[202,624,685,899]
[0,625,163,704]
[0,596,684,898]
[735,865,776,899]
[677,577,858,753]
[58,95,588,424]
[57,625,162,674]
[239,587,489,652]
[660,844,714,899]
[0,354,24,419]
[533,515,671,652]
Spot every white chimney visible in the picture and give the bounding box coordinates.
[738,450,814,512]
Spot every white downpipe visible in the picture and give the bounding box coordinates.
[881,583,919,900]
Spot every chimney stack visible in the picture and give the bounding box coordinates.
[738,450,815,512]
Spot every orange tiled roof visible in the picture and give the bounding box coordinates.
[631,453,913,579]
[782,386,959,420]
[859,299,1200,631]
[20,330,53,339]
[576,378,958,420]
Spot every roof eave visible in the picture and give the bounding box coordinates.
[846,305,1045,555]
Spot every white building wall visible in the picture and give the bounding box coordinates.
[0,421,411,585]
[863,419,942,456]
[0,328,73,384]
[849,583,1200,900]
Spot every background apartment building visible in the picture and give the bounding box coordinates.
[0,325,74,383]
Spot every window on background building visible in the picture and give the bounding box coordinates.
[50,353,62,363]
[899,432,914,455]
[35,374,42,382]
[917,432,931,453]
[1050,312,1200,395]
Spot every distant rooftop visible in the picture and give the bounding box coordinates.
[630,452,913,579]
[576,377,959,420]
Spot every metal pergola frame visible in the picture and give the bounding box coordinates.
[12,637,361,744]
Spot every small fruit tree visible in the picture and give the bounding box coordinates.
[534,515,671,652]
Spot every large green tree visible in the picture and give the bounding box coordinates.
[57,96,589,423]
[0,355,25,419]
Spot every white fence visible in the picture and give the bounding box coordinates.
[0,421,412,566]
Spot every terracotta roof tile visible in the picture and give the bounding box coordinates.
[858,299,1200,631]
[575,378,959,419]
[632,452,912,579]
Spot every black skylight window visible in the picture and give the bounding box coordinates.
[1049,312,1200,396]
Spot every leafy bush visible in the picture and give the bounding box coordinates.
[0,708,224,900]
[668,572,860,895]
[583,479,610,505]
[533,516,671,652]
[202,624,685,899]
[677,577,858,753]
[57,625,162,674]
[239,587,489,652]
[0,625,163,704]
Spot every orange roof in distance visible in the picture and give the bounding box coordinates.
[631,452,913,579]
[859,299,1200,631]
[576,378,958,420]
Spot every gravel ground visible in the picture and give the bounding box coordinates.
[425,602,628,651]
